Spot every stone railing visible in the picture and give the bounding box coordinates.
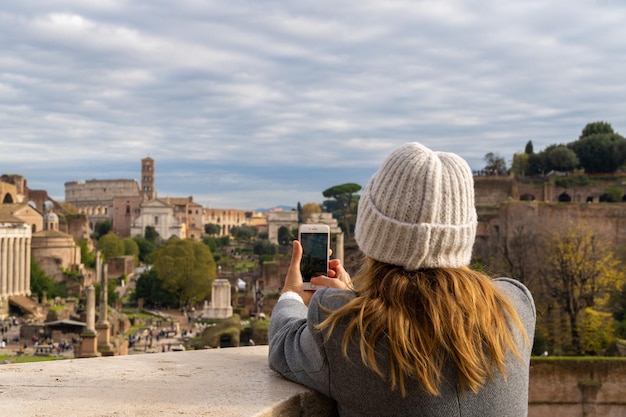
[2,348,626,417]
[0,346,334,417]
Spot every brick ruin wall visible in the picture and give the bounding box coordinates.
[473,176,626,264]
[475,175,626,206]
[529,359,626,417]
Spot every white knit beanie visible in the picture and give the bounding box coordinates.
[355,142,477,270]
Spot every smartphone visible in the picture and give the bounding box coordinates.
[299,224,330,290]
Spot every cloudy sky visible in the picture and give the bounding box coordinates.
[2,1,626,210]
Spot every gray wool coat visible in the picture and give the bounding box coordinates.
[268,278,536,417]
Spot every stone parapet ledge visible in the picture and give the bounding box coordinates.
[529,358,626,417]
[0,346,336,417]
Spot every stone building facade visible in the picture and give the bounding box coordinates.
[163,197,204,240]
[0,215,31,319]
[130,199,183,240]
[141,157,155,201]
[65,178,142,235]
[31,213,81,281]
[112,195,143,238]
[474,174,626,206]
[266,211,298,244]
[0,204,43,234]
[0,181,18,204]
[64,158,206,239]
[204,208,251,237]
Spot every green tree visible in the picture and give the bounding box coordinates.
[544,145,579,172]
[30,258,67,299]
[511,153,529,177]
[302,202,322,223]
[253,239,278,263]
[580,121,614,138]
[611,282,626,338]
[543,225,624,354]
[202,235,230,254]
[153,238,216,307]
[322,183,361,239]
[79,239,97,269]
[133,268,178,307]
[144,225,160,244]
[204,223,221,236]
[322,199,339,213]
[578,308,616,354]
[569,122,626,173]
[605,187,622,203]
[133,236,157,264]
[92,220,112,239]
[527,152,546,176]
[230,225,258,241]
[122,237,139,266]
[297,201,303,223]
[483,152,508,175]
[202,237,219,253]
[277,226,295,246]
[97,233,124,261]
[525,140,534,154]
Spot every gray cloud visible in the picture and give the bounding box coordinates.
[2,0,626,209]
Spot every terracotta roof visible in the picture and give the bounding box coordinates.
[33,229,72,238]
[0,204,25,223]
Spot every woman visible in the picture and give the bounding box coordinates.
[268,142,536,417]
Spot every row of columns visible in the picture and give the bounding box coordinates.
[0,226,31,299]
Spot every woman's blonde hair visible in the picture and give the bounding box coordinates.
[316,258,528,397]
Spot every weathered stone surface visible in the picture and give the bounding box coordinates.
[529,359,626,417]
[0,346,334,417]
[2,347,626,416]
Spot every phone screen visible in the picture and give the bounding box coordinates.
[300,232,329,281]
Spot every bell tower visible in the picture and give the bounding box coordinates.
[141,157,155,200]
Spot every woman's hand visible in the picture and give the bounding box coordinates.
[282,241,353,306]
[310,258,353,290]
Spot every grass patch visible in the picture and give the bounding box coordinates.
[532,356,626,361]
[0,354,67,364]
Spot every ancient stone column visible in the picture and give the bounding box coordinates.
[7,237,13,295]
[85,286,96,334]
[0,237,6,297]
[0,237,6,317]
[15,236,21,295]
[95,252,113,355]
[25,237,31,296]
[78,285,100,358]
[203,279,233,319]
[98,256,109,326]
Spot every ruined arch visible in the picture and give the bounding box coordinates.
[267,211,299,245]
[520,193,535,201]
[558,192,572,202]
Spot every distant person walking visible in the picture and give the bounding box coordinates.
[269,142,536,417]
